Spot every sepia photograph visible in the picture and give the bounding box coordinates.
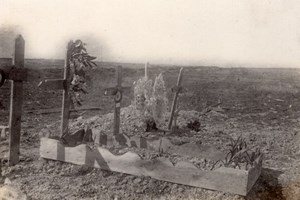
[0,0,300,199]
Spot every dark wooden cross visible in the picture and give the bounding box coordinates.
[0,35,26,165]
[168,67,184,130]
[38,41,73,137]
[104,66,130,136]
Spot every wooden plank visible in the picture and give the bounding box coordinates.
[0,66,46,82]
[26,106,102,114]
[145,62,148,79]
[40,137,262,196]
[104,86,131,96]
[113,66,122,135]
[38,79,65,90]
[61,41,72,137]
[247,155,263,193]
[8,35,25,166]
[7,68,27,81]
[168,67,184,130]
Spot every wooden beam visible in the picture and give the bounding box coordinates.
[8,35,25,166]
[38,79,66,90]
[0,66,27,81]
[61,41,72,137]
[168,67,184,130]
[26,106,102,115]
[40,137,263,196]
[7,68,27,81]
[114,66,122,135]
[145,62,148,79]
[0,66,43,82]
[104,86,131,96]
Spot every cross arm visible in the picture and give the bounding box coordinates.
[104,86,131,96]
[38,79,66,90]
[0,66,27,81]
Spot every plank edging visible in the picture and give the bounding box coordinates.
[40,137,262,196]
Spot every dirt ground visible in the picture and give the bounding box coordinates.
[1,60,300,199]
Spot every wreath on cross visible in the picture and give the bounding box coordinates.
[68,40,97,107]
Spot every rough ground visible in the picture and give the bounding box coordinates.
[1,60,300,199]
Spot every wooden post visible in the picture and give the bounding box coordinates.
[61,41,72,137]
[39,41,73,137]
[104,66,131,136]
[114,66,122,135]
[168,67,184,130]
[8,35,25,166]
[145,62,148,79]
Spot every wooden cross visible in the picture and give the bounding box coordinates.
[168,67,184,130]
[0,35,26,165]
[38,41,73,137]
[104,66,130,135]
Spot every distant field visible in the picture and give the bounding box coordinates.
[1,58,300,125]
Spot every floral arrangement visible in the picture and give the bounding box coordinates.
[68,40,97,106]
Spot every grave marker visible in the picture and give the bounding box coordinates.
[104,66,130,135]
[39,41,73,137]
[8,36,26,165]
[0,36,26,165]
[168,67,184,130]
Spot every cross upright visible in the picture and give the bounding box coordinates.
[38,41,73,137]
[0,35,26,165]
[104,66,130,136]
[168,67,184,130]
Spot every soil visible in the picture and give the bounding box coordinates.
[1,60,300,199]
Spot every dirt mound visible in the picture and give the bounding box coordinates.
[69,105,215,137]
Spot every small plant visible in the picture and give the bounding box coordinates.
[211,136,262,170]
[69,40,97,107]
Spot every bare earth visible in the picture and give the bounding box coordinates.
[1,60,300,199]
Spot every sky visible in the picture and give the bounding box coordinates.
[0,0,300,67]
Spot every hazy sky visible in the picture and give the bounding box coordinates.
[0,0,300,67]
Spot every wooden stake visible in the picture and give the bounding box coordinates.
[61,41,72,137]
[39,41,73,137]
[8,35,25,166]
[145,62,148,79]
[114,66,122,135]
[168,67,184,130]
[104,66,131,136]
